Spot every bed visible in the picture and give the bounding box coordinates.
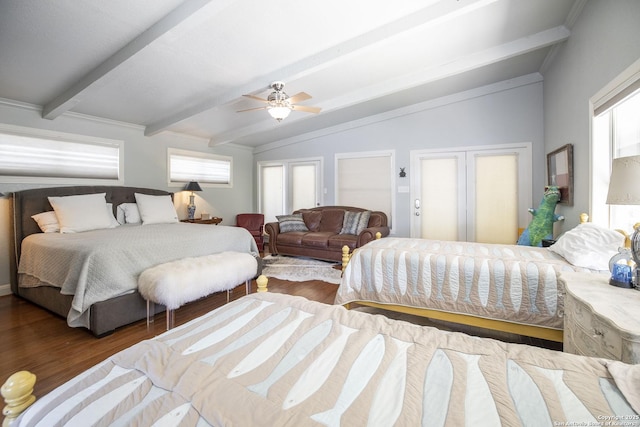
[9,186,259,337]
[335,222,627,342]
[4,291,638,426]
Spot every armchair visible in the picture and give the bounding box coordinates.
[236,213,265,251]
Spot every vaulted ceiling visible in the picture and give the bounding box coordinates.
[0,0,583,149]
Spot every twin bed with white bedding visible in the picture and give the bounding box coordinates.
[10,186,259,336]
[335,223,626,342]
[6,292,639,426]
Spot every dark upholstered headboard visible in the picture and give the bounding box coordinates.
[9,186,172,293]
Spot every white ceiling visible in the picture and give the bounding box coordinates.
[0,0,583,150]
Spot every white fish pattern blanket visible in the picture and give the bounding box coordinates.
[16,293,639,426]
[18,223,258,327]
[335,238,606,329]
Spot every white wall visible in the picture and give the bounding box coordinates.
[0,101,255,292]
[254,77,545,237]
[543,0,640,232]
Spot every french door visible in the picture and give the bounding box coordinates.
[258,159,322,223]
[410,144,532,243]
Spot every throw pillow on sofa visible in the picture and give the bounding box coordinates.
[341,210,371,235]
[277,214,309,233]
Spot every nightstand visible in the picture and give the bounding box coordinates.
[181,217,222,225]
[561,271,640,363]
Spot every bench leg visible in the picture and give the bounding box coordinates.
[245,279,250,295]
[166,309,174,330]
[227,289,231,303]
[147,300,155,330]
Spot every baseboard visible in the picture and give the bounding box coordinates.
[0,283,11,297]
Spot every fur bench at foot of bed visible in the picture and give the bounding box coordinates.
[138,251,259,330]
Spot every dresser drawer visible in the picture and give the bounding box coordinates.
[591,317,622,360]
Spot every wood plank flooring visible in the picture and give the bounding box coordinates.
[1,275,561,399]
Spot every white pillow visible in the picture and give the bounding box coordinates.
[548,223,626,270]
[31,211,60,233]
[48,193,114,233]
[116,203,141,224]
[134,193,178,225]
[106,203,120,228]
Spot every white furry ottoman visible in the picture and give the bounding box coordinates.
[138,251,258,329]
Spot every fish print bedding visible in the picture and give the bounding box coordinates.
[335,237,605,330]
[15,292,638,426]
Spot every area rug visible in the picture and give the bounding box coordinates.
[261,255,343,284]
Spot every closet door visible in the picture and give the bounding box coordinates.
[411,144,531,243]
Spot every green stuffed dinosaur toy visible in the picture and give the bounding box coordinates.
[517,185,564,247]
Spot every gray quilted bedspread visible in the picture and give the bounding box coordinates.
[18,223,258,327]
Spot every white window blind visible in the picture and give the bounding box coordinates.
[0,125,121,182]
[168,148,232,186]
[336,151,393,228]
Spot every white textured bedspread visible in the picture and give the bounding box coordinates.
[18,223,258,327]
[16,293,639,426]
[336,237,607,330]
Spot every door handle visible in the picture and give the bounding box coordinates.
[415,199,420,209]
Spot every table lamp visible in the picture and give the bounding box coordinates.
[606,155,640,288]
[184,181,202,220]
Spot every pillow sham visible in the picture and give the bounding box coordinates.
[340,210,371,235]
[116,203,141,224]
[33,202,119,233]
[134,193,178,225]
[548,223,625,270]
[276,213,309,233]
[31,211,60,233]
[48,193,114,233]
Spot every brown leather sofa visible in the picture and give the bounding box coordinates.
[265,206,390,262]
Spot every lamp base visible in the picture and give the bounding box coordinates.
[609,278,634,288]
[187,194,196,220]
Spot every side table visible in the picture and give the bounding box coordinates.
[561,271,640,363]
[181,217,222,225]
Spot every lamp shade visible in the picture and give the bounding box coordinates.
[184,181,202,192]
[606,155,640,205]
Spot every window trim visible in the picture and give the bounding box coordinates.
[167,147,233,188]
[0,123,123,185]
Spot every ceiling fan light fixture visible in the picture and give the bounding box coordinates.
[267,104,291,121]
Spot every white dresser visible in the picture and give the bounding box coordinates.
[561,272,640,363]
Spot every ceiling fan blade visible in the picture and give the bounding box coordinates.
[237,106,268,112]
[288,92,312,104]
[242,94,269,102]
[292,105,321,113]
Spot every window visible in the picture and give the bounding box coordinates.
[0,124,122,184]
[592,58,640,232]
[594,89,640,231]
[336,151,394,229]
[168,148,232,187]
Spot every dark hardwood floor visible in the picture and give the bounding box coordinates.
[1,274,562,399]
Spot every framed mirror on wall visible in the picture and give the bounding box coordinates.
[547,144,573,205]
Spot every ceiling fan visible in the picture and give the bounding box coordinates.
[238,81,321,122]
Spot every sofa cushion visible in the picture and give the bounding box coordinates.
[276,214,309,233]
[341,210,371,235]
[277,231,306,245]
[302,232,335,248]
[319,209,345,233]
[328,234,358,249]
[302,211,322,232]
